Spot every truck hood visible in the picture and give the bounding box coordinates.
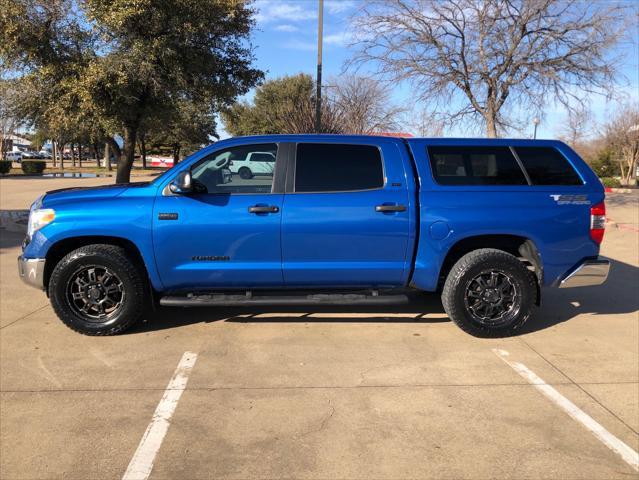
[40,182,149,208]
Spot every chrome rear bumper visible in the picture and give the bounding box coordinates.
[17,256,46,290]
[559,258,610,288]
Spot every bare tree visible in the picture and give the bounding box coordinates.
[329,75,404,134]
[404,108,446,137]
[562,106,593,147]
[348,0,628,137]
[277,96,343,134]
[605,104,639,186]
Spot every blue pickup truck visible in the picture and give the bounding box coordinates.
[18,135,610,337]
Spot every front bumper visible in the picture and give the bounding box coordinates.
[559,258,610,288]
[17,256,46,290]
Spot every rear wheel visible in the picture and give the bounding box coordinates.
[441,248,536,337]
[49,244,147,335]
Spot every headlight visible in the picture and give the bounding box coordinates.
[27,208,55,237]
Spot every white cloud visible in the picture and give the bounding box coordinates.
[274,24,300,32]
[323,31,351,46]
[325,0,356,14]
[253,1,317,24]
[281,40,317,51]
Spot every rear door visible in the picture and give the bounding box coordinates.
[281,140,413,287]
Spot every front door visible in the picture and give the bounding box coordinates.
[153,143,284,291]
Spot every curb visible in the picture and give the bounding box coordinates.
[604,187,636,194]
[0,210,29,233]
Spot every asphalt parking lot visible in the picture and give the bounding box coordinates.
[1,178,637,479]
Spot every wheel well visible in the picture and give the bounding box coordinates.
[438,235,542,299]
[44,236,148,291]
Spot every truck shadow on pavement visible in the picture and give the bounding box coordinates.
[132,258,638,336]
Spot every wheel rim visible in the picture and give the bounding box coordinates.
[463,270,519,326]
[65,265,125,322]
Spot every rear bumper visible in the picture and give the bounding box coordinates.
[17,256,46,290]
[559,258,610,288]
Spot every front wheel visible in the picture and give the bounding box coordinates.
[49,244,147,335]
[441,248,537,337]
[238,167,253,179]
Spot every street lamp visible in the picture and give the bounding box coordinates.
[315,0,324,133]
[532,117,540,139]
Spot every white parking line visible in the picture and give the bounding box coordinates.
[493,349,639,472]
[122,351,198,480]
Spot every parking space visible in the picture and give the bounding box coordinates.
[1,181,637,479]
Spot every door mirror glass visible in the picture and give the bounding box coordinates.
[169,171,193,194]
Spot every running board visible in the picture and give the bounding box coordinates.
[160,292,410,307]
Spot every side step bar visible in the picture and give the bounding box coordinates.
[160,292,410,307]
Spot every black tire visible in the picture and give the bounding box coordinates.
[239,167,253,179]
[441,248,536,337]
[49,244,147,335]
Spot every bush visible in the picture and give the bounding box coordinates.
[21,160,46,175]
[0,161,11,174]
[589,149,620,178]
[600,177,621,188]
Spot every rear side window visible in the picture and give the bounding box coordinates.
[295,143,384,192]
[427,146,527,186]
[514,147,582,185]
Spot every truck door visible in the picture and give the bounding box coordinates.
[281,140,414,287]
[153,143,286,290]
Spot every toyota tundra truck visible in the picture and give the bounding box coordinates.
[18,135,610,337]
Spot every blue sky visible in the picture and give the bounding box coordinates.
[223,0,639,140]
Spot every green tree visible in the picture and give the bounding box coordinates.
[0,0,105,167]
[222,74,314,136]
[1,0,262,183]
[82,0,261,182]
[222,73,343,135]
[146,99,218,164]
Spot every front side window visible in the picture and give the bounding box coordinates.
[514,147,583,185]
[428,146,528,186]
[295,143,384,192]
[190,143,277,194]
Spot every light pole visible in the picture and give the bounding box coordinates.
[532,117,540,139]
[315,0,324,133]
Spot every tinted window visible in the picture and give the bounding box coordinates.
[428,146,527,185]
[515,147,582,185]
[251,152,275,162]
[191,143,277,194]
[295,143,384,192]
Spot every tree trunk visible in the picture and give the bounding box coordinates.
[52,141,57,168]
[78,144,83,168]
[140,134,147,169]
[116,126,137,183]
[485,114,498,138]
[59,142,64,170]
[173,144,180,164]
[93,143,99,166]
[104,142,111,171]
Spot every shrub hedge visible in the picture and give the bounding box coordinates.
[600,177,622,188]
[0,161,11,174]
[21,160,46,175]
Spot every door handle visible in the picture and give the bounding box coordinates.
[375,204,406,213]
[248,205,279,214]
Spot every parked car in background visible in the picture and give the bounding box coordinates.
[229,151,276,179]
[5,151,22,162]
[18,135,610,337]
[22,150,41,159]
[39,150,52,159]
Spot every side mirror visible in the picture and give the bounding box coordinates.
[169,171,193,194]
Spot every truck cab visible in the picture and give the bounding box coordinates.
[18,135,609,336]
